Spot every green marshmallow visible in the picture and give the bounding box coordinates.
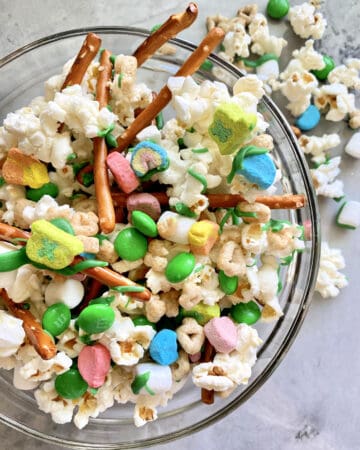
[42,303,71,337]
[208,103,257,155]
[266,0,290,19]
[55,368,88,399]
[218,270,239,295]
[131,211,158,238]
[26,182,59,202]
[181,302,220,325]
[114,227,148,261]
[77,304,115,334]
[230,301,261,325]
[165,252,196,283]
[311,55,335,81]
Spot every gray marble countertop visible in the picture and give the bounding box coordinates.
[0,1,359,449]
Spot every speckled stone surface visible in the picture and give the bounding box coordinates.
[0,1,360,449]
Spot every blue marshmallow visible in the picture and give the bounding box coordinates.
[149,329,178,365]
[295,105,321,131]
[236,153,276,190]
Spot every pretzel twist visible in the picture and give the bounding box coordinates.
[200,339,216,404]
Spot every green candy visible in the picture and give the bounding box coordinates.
[55,368,88,399]
[0,246,29,272]
[77,304,115,334]
[218,270,238,295]
[42,303,71,336]
[311,55,335,81]
[165,252,196,283]
[114,227,148,261]
[132,315,157,330]
[131,211,158,238]
[200,59,213,71]
[26,182,59,202]
[266,0,290,19]
[230,301,261,325]
[50,218,75,235]
[181,302,220,325]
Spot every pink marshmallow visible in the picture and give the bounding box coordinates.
[204,317,238,354]
[303,219,312,240]
[78,343,111,388]
[106,152,139,194]
[126,193,161,221]
[189,352,201,363]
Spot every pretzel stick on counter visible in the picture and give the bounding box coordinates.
[133,2,199,67]
[0,223,151,301]
[61,32,102,89]
[111,192,307,210]
[113,27,225,153]
[93,49,116,233]
[0,289,57,360]
[200,339,216,404]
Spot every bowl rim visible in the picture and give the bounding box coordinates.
[0,26,320,449]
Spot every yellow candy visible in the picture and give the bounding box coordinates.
[23,162,50,189]
[183,302,220,325]
[208,103,257,155]
[188,220,219,255]
[26,220,84,270]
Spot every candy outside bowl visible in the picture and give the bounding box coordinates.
[0,27,320,449]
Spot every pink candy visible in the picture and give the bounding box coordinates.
[189,352,201,363]
[106,152,139,194]
[126,192,161,221]
[204,317,238,354]
[78,343,111,388]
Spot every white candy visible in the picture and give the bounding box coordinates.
[45,278,84,309]
[345,132,360,158]
[134,363,172,395]
[0,310,25,357]
[337,201,360,229]
[157,211,196,244]
[256,60,280,82]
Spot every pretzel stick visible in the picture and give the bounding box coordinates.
[133,2,199,67]
[114,27,225,152]
[0,289,57,360]
[0,223,151,301]
[61,32,102,89]
[93,49,116,233]
[200,339,216,404]
[111,192,306,210]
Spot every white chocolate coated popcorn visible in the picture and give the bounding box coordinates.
[316,242,348,298]
[248,14,287,57]
[289,2,327,39]
[311,157,344,198]
[299,133,341,163]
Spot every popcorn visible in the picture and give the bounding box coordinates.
[0,310,25,357]
[328,64,360,90]
[314,83,355,121]
[18,349,72,382]
[223,27,251,59]
[289,2,327,39]
[298,133,341,163]
[310,156,344,198]
[248,14,287,57]
[292,39,326,71]
[316,242,348,298]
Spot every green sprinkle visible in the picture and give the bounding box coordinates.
[297,225,305,240]
[97,123,115,138]
[155,112,164,130]
[131,371,154,395]
[56,260,108,276]
[111,285,146,293]
[89,387,99,395]
[72,161,88,176]
[261,219,291,232]
[187,168,207,193]
[79,334,93,345]
[66,153,77,163]
[277,266,283,294]
[194,264,205,273]
[81,171,94,187]
[246,260,257,268]
[186,126,196,133]
[219,43,225,52]
[0,177,6,187]
[336,201,356,229]
[22,302,30,310]
[89,295,115,306]
[106,132,117,148]
[95,233,110,243]
[0,246,29,272]
[174,202,197,218]
[235,53,279,68]
[124,297,132,308]
[333,195,345,203]
[280,251,295,266]
[191,147,209,154]
[227,145,269,184]
[117,73,123,88]
[200,59,213,71]
[150,23,162,33]
[110,55,116,65]
[234,208,257,218]
[231,210,240,225]
[177,137,186,149]
[106,104,113,112]
[219,209,233,234]
[99,47,105,58]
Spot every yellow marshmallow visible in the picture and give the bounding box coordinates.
[188,220,219,255]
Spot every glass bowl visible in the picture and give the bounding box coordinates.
[0,27,320,449]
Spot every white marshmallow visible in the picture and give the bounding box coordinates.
[345,132,360,158]
[337,201,360,229]
[256,60,280,82]
[136,125,161,144]
[0,310,25,357]
[134,363,172,395]
[157,211,196,244]
[44,278,84,309]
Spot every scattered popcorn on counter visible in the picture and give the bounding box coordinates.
[315,242,348,298]
[289,2,327,39]
[310,156,344,198]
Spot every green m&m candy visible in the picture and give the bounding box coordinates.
[266,0,290,19]
[26,182,59,201]
[218,270,238,295]
[42,303,71,336]
[131,210,158,238]
[230,301,261,325]
[77,304,115,334]
[311,55,335,81]
[165,252,196,283]
[55,368,88,399]
[114,227,148,261]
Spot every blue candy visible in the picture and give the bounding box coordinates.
[130,141,169,180]
[295,105,320,131]
[237,153,276,190]
[149,329,178,365]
